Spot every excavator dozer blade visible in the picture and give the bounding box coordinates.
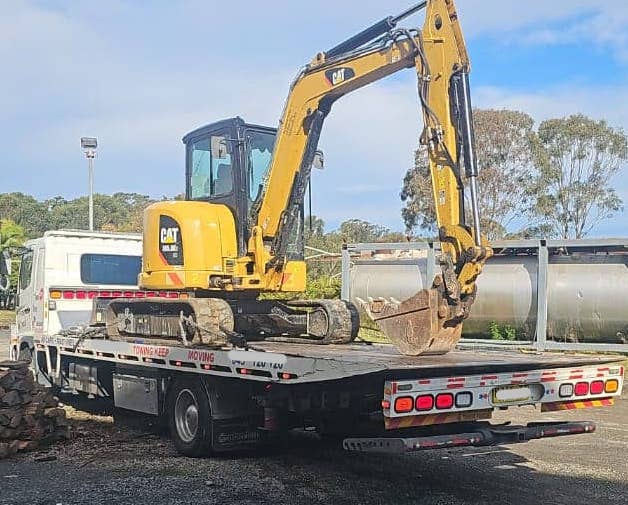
[361,288,463,356]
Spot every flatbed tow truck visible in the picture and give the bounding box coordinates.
[17,1,625,457]
[31,330,623,455]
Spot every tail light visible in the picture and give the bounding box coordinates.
[435,393,454,410]
[394,396,413,413]
[559,383,573,398]
[605,379,619,393]
[589,381,604,395]
[62,291,74,299]
[574,382,589,396]
[415,395,434,411]
[455,391,473,408]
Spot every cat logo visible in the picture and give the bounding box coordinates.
[325,67,355,86]
[160,227,179,245]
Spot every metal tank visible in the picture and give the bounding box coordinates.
[345,240,628,343]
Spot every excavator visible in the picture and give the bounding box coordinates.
[106,0,492,356]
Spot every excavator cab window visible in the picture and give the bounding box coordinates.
[189,135,233,199]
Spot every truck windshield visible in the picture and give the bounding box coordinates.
[80,254,141,286]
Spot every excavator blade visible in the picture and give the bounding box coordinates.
[361,288,463,356]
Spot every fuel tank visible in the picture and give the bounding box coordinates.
[347,246,628,343]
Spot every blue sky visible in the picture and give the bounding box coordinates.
[1,0,627,236]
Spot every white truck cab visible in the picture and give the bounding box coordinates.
[10,230,143,360]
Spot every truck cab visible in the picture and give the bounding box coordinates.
[10,230,143,361]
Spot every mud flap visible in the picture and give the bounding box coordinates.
[361,288,462,356]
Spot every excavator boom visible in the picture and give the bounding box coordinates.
[251,0,491,354]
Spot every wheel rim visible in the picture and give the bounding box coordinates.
[174,389,199,443]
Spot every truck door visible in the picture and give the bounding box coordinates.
[33,247,45,336]
[16,249,35,337]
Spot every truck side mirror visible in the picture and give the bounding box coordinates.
[0,250,10,292]
[0,250,9,277]
[312,150,324,170]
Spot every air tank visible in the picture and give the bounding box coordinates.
[347,243,628,343]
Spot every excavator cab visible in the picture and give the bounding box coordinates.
[183,117,304,261]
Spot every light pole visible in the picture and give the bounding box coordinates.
[80,137,98,231]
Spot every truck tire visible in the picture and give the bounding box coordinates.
[166,378,212,457]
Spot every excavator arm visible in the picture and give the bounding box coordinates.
[251,0,492,354]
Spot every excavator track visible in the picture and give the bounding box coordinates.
[105,297,234,347]
[288,299,360,344]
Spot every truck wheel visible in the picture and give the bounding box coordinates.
[167,379,212,457]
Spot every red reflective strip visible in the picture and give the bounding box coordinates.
[542,371,557,375]
[512,373,528,378]
[448,377,465,382]
[392,382,397,395]
[541,377,555,382]
[597,367,610,372]
[482,375,497,380]
[569,375,583,380]
[418,380,431,385]
[447,383,464,389]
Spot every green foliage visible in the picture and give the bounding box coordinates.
[304,276,341,299]
[488,321,517,341]
[402,109,536,239]
[0,219,26,250]
[528,114,627,239]
[0,192,154,237]
[401,109,626,240]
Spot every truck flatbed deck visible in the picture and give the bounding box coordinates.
[252,341,620,377]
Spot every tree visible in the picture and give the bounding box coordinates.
[0,219,26,250]
[528,114,627,239]
[401,109,536,240]
[0,220,25,292]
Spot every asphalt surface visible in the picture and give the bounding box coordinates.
[0,328,626,505]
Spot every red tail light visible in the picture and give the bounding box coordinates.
[589,381,604,395]
[123,291,134,298]
[62,291,74,299]
[134,291,145,298]
[381,400,391,410]
[435,393,454,410]
[88,291,98,299]
[415,395,434,411]
[75,291,87,300]
[112,291,123,298]
[574,382,589,396]
[146,291,157,297]
[394,396,413,413]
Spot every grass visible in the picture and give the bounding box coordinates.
[0,310,15,327]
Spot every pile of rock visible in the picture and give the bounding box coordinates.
[0,360,70,458]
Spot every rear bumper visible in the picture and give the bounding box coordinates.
[343,420,596,453]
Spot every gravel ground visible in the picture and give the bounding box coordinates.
[0,328,626,505]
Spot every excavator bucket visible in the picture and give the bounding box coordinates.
[360,288,464,356]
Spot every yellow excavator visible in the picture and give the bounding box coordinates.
[106,0,491,355]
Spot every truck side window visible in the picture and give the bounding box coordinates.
[19,250,33,290]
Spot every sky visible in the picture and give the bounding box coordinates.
[1,0,627,236]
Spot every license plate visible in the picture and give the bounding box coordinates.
[492,385,532,405]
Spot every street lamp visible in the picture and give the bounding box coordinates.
[80,137,98,231]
